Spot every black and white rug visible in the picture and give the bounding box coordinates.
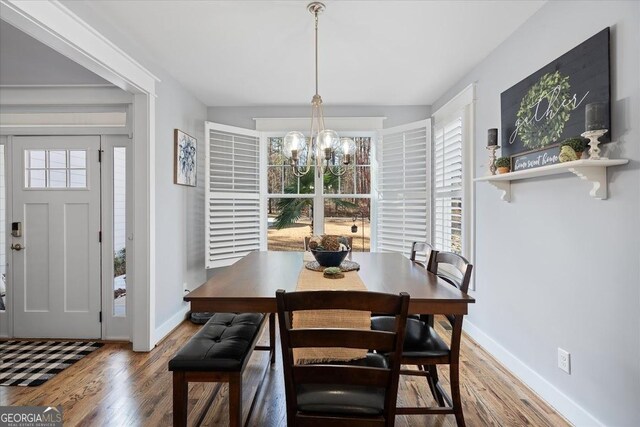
[0,340,103,386]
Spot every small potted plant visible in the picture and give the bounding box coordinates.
[495,157,511,174]
[560,137,588,159]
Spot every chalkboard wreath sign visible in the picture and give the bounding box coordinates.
[500,28,610,172]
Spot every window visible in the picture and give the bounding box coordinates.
[24,149,87,188]
[431,84,475,281]
[266,135,372,251]
[434,117,463,254]
[205,119,380,265]
[323,137,371,196]
[206,123,261,268]
[112,147,126,316]
[324,198,370,252]
[377,120,431,256]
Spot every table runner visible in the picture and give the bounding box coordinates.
[292,265,370,364]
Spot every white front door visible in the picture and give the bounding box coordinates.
[11,136,101,338]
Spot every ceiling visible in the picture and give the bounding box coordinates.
[57,1,544,106]
[0,20,108,86]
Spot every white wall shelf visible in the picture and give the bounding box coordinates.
[474,159,629,202]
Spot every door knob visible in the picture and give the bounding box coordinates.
[11,243,25,251]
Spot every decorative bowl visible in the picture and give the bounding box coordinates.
[310,249,349,267]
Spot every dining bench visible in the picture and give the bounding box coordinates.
[169,312,275,427]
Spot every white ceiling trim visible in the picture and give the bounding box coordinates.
[432,83,476,125]
[0,0,159,95]
[0,112,127,127]
[0,86,132,106]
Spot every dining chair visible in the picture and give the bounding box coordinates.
[409,241,435,270]
[276,289,410,427]
[371,251,473,426]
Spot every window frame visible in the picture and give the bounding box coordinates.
[206,122,263,265]
[376,119,432,256]
[100,135,133,340]
[431,84,476,290]
[260,130,378,246]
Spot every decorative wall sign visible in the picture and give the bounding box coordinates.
[511,145,560,172]
[500,28,610,169]
[174,129,197,187]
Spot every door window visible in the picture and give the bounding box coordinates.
[113,147,126,317]
[24,149,87,189]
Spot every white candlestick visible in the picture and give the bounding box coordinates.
[581,129,608,160]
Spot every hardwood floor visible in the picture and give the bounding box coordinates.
[0,318,570,426]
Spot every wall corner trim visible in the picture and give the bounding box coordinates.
[463,320,603,427]
[153,305,190,347]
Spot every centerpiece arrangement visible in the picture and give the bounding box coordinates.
[307,235,351,267]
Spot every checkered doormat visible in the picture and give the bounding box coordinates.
[0,341,103,386]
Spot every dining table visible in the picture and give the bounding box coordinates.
[185,251,475,315]
[183,251,475,424]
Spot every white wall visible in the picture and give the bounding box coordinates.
[433,2,640,426]
[58,2,208,340]
[153,72,206,332]
[208,105,430,129]
[0,20,108,85]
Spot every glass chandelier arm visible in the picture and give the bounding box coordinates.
[291,158,312,177]
[325,162,350,177]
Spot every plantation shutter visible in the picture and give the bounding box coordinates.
[377,119,431,256]
[433,114,463,254]
[205,122,262,268]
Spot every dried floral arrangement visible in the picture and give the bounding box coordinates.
[308,235,350,252]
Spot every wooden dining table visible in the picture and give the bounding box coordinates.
[185,251,475,314]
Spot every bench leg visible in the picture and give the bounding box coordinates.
[173,371,188,427]
[229,373,242,427]
[269,313,276,364]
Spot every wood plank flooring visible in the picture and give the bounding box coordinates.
[0,318,570,426]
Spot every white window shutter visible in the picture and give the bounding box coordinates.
[433,115,463,254]
[377,119,431,256]
[205,122,261,268]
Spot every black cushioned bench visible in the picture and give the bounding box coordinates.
[169,312,275,427]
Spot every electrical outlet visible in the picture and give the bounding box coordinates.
[558,348,571,374]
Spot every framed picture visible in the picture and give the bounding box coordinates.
[174,129,197,187]
[500,28,610,171]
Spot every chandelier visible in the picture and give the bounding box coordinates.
[283,2,355,178]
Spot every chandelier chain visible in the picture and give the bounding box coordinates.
[315,11,319,96]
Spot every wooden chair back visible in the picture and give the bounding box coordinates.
[276,289,410,426]
[409,242,436,270]
[427,251,473,365]
[428,251,473,294]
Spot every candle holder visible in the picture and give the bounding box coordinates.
[581,129,608,160]
[486,145,500,175]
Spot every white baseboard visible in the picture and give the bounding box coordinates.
[463,320,602,427]
[153,305,190,347]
